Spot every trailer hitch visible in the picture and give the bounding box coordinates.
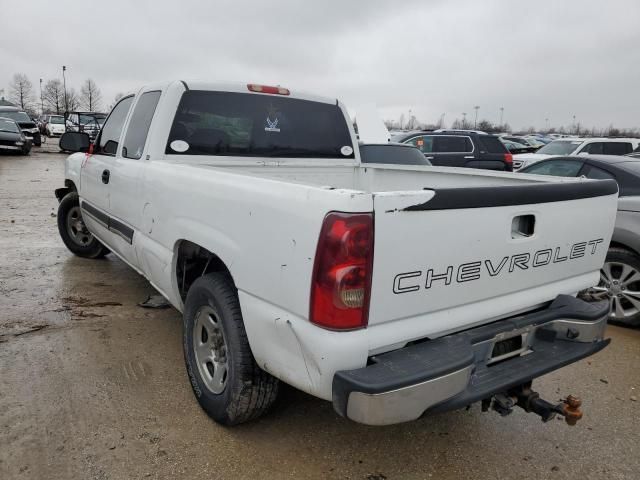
[484,385,583,425]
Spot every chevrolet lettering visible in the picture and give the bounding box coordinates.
[394,239,605,294]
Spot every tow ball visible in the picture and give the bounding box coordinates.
[482,385,584,425]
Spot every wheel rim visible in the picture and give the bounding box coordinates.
[586,261,640,320]
[192,306,228,394]
[66,206,93,247]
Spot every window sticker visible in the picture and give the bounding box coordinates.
[170,140,190,152]
[265,104,281,133]
[341,145,353,156]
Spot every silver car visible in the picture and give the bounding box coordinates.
[520,155,640,326]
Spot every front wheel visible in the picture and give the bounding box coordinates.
[183,272,279,425]
[57,192,109,258]
[582,247,640,327]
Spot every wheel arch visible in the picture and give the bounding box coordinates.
[54,179,78,202]
[610,228,640,258]
[173,239,235,304]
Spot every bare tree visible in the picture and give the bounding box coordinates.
[43,79,65,114]
[80,79,103,111]
[8,73,35,111]
[66,88,80,111]
[477,119,494,132]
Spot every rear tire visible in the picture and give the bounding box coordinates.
[57,192,109,259]
[183,272,279,425]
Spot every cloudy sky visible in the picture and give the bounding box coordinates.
[1,0,639,130]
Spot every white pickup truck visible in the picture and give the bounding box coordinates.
[55,81,618,426]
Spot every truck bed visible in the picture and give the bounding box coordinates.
[190,161,577,192]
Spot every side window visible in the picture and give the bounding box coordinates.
[585,165,616,181]
[580,142,604,154]
[122,91,161,159]
[97,96,134,156]
[603,142,632,155]
[524,159,584,177]
[407,135,433,153]
[433,136,472,153]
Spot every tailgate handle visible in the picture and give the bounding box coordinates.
[512,214,535,239]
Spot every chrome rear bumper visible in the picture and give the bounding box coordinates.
[332,295,609,426]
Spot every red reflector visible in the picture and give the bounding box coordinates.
[504,153,513,164]
[310,212,374,330]
[247,84,290,95]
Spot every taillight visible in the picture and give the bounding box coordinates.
[310,212,374,330]
[504,153,513,165]
[247,84,290,95]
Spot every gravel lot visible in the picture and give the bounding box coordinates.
[1,148,639,480]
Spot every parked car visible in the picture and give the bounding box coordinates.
[514,137,640,170]
[626,146,640,159]
[500,135,537,148]
[65,112,107,140]
[55,80,615,427]
[522,136,548,149]
[520,155,640,326]
[501,139,535,154]
[44,115,66,137]
[0,106,41,146]
[359,142,431,165]
[0,117,32,155]
[390,130,513,171]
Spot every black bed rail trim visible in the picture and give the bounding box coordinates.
[405,179,618,211]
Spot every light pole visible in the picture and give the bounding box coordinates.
[39,78,43,115]
[62,66,68,112]
[462,112,467,128]
[473,106,480,129]
[545,118,549,131]
[439,113,445,129]
[499,107,504,126]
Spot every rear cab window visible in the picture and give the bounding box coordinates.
[165,91,354,159]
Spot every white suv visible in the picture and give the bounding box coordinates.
[514,138,640,170]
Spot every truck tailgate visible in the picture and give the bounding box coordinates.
[368,180,618,336]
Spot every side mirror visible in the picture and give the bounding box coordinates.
[59,131,91,153]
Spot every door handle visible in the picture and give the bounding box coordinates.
[101,169,110,184]
[425,156,434,160]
